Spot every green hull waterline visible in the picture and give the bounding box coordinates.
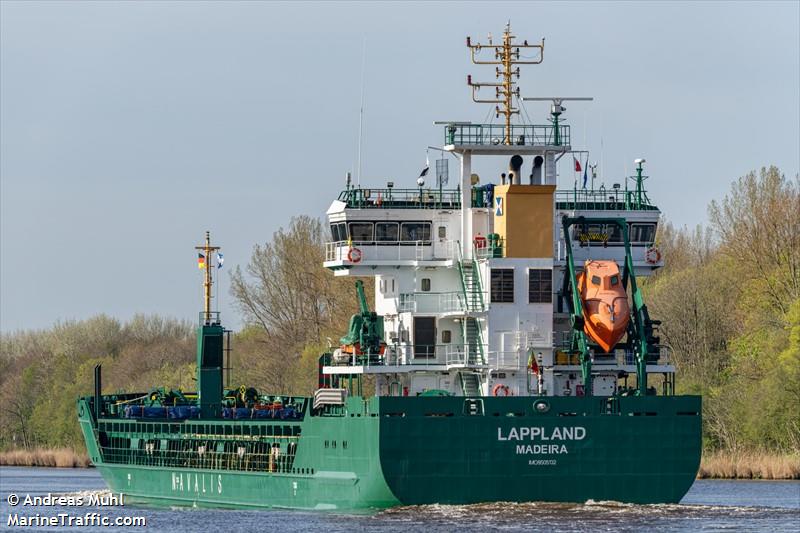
[78,395,701,510]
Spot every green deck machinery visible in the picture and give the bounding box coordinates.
[339,280,385,362]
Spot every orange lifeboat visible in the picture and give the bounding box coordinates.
[576,260,630,353]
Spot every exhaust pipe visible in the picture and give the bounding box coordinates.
[509,155,523,185]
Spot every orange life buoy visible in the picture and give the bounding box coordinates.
[492,383,512,397]
[645,247,662,264]
[347,247,363,263]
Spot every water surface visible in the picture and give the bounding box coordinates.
[1,467,797,532]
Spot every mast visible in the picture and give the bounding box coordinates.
[467,22,544,145]
[195,231,220,325]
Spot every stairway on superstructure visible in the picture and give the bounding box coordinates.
[457,258,486,366]
[459,372,481,397]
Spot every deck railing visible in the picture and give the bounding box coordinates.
[100,438,300,473]
[555,188,658,211]
[337,188,461,209]
[443,123,570,147]
[398,292,466,314]
[324,240,458,263]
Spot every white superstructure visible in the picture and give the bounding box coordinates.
[321,24,672,399]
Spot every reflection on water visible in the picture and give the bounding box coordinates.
[0,467,797,532]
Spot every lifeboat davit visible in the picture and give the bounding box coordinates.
[577,260,630,353]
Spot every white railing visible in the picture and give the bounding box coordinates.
[487,350,523,369]
[328,344,489,368]
[474,246,495,260]
[555,239,664,265]
[324,240,459,263]
[445,345,468,366]
[398,292,466,314]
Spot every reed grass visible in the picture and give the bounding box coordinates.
[0,448,90,468]
[699,450,800,479]
[1,447,798,478]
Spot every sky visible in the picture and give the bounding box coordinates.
[1,1,798,332]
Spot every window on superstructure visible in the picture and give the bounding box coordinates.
[438,226,447,239]
[376,222,399,242]
[490,269,514,303]
[630,223,656,244]
[442,330,452,344]
[421,278,431,292]
[528,269,552,303]
[348,222,373,242]
[604,223,623,243]
[400,222,431,243]
[329,222,347,242]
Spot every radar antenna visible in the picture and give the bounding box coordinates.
[523,97,593,146]
[466,22,544,145]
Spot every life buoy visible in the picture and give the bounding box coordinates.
[645,247,662,264]
[492,383,512,397]
[347,247,362,263]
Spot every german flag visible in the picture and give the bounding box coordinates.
[198,253,206,269]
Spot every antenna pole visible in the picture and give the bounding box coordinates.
[467,23,544,145]
[196,231,221,324]
[357,38,367,186]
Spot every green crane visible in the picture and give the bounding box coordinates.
[339,280,385,362]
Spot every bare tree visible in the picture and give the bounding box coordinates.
[230,216,368,393]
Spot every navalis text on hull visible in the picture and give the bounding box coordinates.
[78,23,701,510]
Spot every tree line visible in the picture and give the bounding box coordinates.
[0,166,796,456]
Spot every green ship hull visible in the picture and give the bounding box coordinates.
[78,394,701,509]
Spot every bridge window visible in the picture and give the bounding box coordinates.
[490,268,514,303]
[376,222,399,242]
[330,222,347,242]
[400,222,431,242]
[348,222,374,242]
[528,269,552,303]
[605,223,623,243]
[630,223,656,244]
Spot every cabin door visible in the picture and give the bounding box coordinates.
[433,220,449,259]
[413,317,436,359]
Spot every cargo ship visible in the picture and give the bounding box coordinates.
[77,24,701,509]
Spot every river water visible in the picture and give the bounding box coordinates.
[1,467,798,532]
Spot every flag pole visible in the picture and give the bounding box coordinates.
[195,231,220,325]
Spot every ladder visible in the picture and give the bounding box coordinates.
[458,372,481,397]
[458,260,485,312]
[462,317,484,365]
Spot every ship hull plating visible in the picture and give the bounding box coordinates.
[78,395,701,510]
